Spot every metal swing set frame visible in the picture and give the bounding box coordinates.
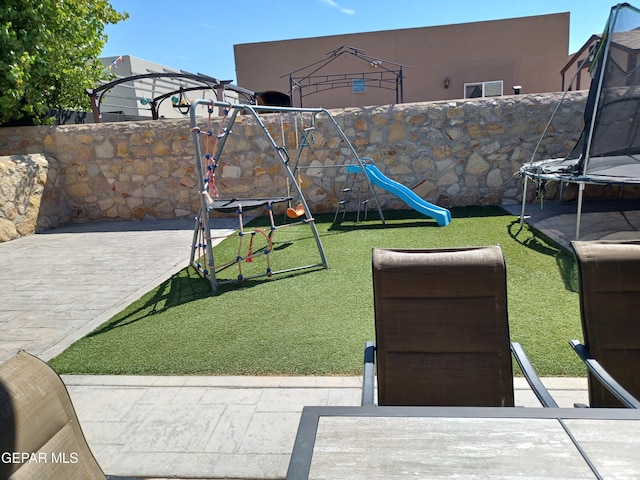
[188,99,383,293]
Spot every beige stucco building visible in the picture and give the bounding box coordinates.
[234,12,571,109]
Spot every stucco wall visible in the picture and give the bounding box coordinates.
[235,13,570,108]
[0,92,587,242]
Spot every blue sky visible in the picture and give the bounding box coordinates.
[102,0,619,83]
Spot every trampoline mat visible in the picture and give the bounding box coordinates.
[522,155,640,185]
[208,197,292,213]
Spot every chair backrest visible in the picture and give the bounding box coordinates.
[372,245,515,407]
[0,351,106,480]
[572,240,640,407]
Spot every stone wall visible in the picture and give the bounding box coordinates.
[0,154,71,242]
[0,92,588,242]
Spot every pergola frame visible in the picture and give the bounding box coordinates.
[284,46,409,107]
[86,72,255,122]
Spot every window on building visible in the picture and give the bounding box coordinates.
[464,80,503,99]
[352,79,366,93]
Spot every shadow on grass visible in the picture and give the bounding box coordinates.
[329,206,511,232]
[557,250,579,293]
[212,265,327,295]
[87,267,211,337]
[330,218,439,232]
[88,260,327,339]
[507,219,579,293]
[508,219,560,257]
[453,206,515,218]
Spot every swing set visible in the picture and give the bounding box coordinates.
[188,99,382,293]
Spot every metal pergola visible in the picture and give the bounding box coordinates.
[86,72,256,122]
[284,46,409,107]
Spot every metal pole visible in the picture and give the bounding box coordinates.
[519,175,529,228]
[243,105,329,269]
[581,6,618,178]
[190,99,217,292]
[150,100,159,120]
[298,82,303,108]
[318,109,386,224]
[289,74,295,108]
[89,93,101,123]
[575,183,585,240]
[214,84,226,115]
[572,7,619,241]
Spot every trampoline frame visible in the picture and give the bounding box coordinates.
[519,3,640,239]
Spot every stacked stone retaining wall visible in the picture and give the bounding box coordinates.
[0,92,588,242]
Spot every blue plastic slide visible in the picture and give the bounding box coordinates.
[347,164,452,226]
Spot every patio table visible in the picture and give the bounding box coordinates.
[286,406,640,479]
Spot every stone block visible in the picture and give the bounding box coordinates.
[0,218,19,242]
[465,152,490,175]
[388,122,406,143]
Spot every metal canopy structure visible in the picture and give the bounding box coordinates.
[87,72,256,122]
[284,46,409,107]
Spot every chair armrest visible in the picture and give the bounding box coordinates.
[362,341,376,406]
[569,339,640,409]
[510,342,559,408]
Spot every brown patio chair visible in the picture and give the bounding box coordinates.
[0,351,139,479]
[570,240,640,408]
[362,246,557,407]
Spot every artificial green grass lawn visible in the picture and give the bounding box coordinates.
[49,207,584,377]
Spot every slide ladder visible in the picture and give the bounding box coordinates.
[345,161,451,226]
[334,170,371,223]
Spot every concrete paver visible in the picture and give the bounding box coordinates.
[0,218,233,362]
[505,198,640,249]
[1,203,632,479]
[64,375,587,479]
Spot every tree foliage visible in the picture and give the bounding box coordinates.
[0,1,127,125]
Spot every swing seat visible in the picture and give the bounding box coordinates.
[286,203,305,218]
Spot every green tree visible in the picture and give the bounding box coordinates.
[0,1,128,125]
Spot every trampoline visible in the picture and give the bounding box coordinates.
[519,3,640,238]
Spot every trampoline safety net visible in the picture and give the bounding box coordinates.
[521,2,640,185]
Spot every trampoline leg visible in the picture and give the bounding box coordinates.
[575,183,585,240]
[519,176,529,227]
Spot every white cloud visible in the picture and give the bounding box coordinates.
[319,0,355,15]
